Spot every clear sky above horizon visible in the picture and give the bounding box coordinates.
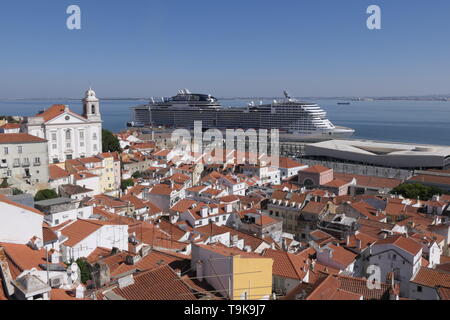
[1,0,450,98]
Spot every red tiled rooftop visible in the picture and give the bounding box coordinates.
[109,265,197,300]
[374,235,423,256]
[0,133,46,144]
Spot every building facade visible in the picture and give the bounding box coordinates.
[0,133,49,188]
[26,88,102,164]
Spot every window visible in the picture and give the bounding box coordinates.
[93,132,98,140]
[52,144,57,150]
[53,158,59,164]
[66,130,71,140]
[18,146,23,154]
[34,157,41,166]
[23,158,30,166]
[13,159,20,167]
[417,286,422,292]
[93,144,98,151]
[51,133,57,142]
[6,170,11,177]
[4,147,8,155]
[393,254,397,261]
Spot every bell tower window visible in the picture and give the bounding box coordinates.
[92,105,96,114]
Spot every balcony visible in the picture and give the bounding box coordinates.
[33,162,41,167]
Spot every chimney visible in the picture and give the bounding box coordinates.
[75,284,86,299]
[356,239,362,250]
[282,238,288,251]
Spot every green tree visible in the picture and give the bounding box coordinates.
[390,183,444,201]
[102,129,122,153]
[76,259,92,284]
[34,189,58,201]
[121,179,134,192]
[132,171,143,179]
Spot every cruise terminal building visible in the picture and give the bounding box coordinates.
[303,139,450,170]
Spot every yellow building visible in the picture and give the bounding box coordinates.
[192,243,273,300]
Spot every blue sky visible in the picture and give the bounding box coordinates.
[0,0,450,98]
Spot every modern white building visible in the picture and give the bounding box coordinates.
[26,88,103,164]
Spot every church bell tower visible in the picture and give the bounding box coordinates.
[83,87,102,122]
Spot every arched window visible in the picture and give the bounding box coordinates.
[66,130,71,140]
[92,105,96,114]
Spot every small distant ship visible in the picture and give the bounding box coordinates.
[337,102,351,105]
[130,89,355,142]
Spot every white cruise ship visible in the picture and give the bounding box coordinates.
[130,89,355,142]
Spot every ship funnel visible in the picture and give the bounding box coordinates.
[283,90,291,99]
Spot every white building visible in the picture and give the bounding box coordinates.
[368,235,423,297]
[0,195,43,245]
[57,220,128,262]
[26,88,102,164]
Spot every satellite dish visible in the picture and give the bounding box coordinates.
[68,263,81,285]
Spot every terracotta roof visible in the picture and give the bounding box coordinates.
[121,194,148,210]
[43,227,58,243]
[302,201,327,215]
[170,199,198,213]
[322,244,357,267]
[49,165,71,180]
[334,173,402,189]
[148,184,175,196]
[0,243,60,279]
[60,184,92,195]
[409,175,450,186]
[374,235,423,256]
[438,287,450,300]
[108,265,197,300]
[111,250,189,277]
[301,165,331,174]
[287,273,392,300]
[278,157,305,169]
[349,201,385,222]
[411,267,450,288]
[263,248,313,280]
[59,220,126,247]
[1,123,21,129]
[0,133,46,144]
[35,104,88,123]
[322,179,350,188]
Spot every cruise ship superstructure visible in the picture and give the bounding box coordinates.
[130,89,355,142]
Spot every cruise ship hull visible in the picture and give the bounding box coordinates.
[131,91,355,143]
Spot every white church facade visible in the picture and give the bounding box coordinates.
[27,88,103,164]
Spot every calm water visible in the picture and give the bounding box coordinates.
[0,98,449,146]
